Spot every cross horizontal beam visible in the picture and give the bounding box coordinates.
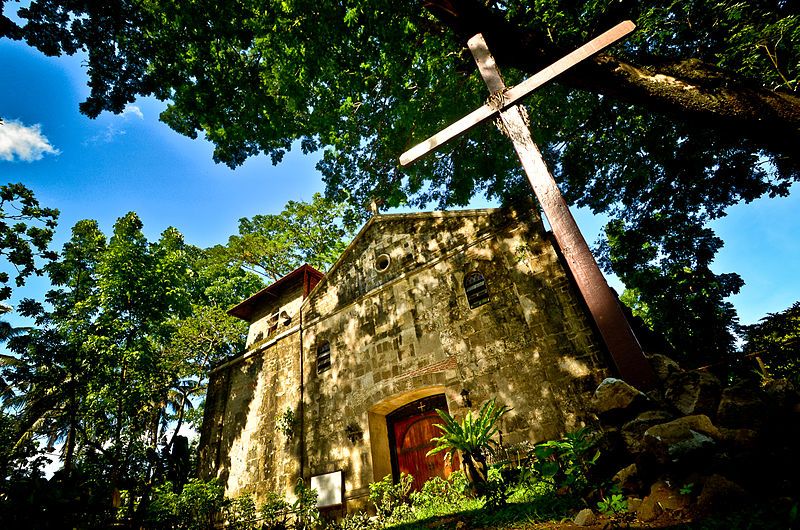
[399,21,635,166]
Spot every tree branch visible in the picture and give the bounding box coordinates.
[422,0,800,162]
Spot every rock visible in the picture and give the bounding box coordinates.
[573,508,597,526]
[620,410,674,454]
[637,480,689,521]
[636,496,663,522]
[626,497,642,513]
[594,378,652,423]
[696,474,746,514]
[665,370,721,416]
[719,427,760,450]
[648,480,691,511]
[612,463,641,494]
[647,353,682,383]
[763,378,800,410]
[716,383,767,429]
[643,415,720,463]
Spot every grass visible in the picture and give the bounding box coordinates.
[383,486,796,530]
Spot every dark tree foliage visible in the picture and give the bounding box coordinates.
[3,1,798,360]
[741,302,800,385]
[0,182,59,301]
[0,213,261,527]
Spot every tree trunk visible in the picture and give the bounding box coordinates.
[460,451,488,493]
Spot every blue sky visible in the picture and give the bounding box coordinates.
[1,36,798,328]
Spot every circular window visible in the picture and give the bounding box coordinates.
[375,253,391,272]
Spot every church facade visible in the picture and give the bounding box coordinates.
[198,205,612,512]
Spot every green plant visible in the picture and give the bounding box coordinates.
[409,471,478,518]
[680,482,695,496]
[176,479,227,530]
[277,407,297,440]
[531,427,599,497]
[260,491,291,530]
[479,465,519,511]
[326,511,375,530]
[369,473,413,523]
[145,479,226,530]
[597,493,627,515]
[226,494,258,530]
[291,478,320,530]
[427,399,511,488]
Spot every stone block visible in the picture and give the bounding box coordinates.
[573,508,597,526]
[665,370,721,417]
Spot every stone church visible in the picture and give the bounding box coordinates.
[198,204,617,512]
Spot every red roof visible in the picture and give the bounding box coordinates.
[227,264,324,321]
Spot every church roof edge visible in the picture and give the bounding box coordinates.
[228,264,324,321]
[301,206,506,306]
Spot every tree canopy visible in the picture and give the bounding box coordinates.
[3,1,798,359]
[742,301,800,385]
[217,192,354,281]
[0,192,354,525]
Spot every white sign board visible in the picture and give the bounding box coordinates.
[310,470,343,508]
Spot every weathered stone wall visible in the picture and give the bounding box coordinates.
[199,288,305,505]
[246,284,304,348]
[300,206,609,511]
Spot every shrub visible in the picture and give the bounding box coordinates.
[260,491,291,530]
[226,494,258,530]
[530,427,599,497]
[292,478,321,530]
[410,471,477,518]
[146,478,226,530]
[481,465,512,511]
[369,473,413,523]
[176,479,227,530]
[326,511,375,530]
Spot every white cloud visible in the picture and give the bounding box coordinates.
[85,104,144,145]
[0,120,60,162]
[122,104,143,119]
[87,124,126,145]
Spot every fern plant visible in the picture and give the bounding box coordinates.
[427,399,510,487]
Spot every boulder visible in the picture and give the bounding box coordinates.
[594,378,652,423]
[719,427,760,450]
[665,370,721,417]
[763,378,800,410]
[573,508,597,526]
[643,415,720,464]
[637,480,690,521]
[626,497,642,513]
[620,410,674,454]
[636,496,663,522]
[612,463,642,494]
[647,353,682,383]
[696,474,746,514]
[716,383,767,429]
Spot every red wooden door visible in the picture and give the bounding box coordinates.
[387,395,456,491]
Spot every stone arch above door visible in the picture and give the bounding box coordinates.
[367,385,454,484]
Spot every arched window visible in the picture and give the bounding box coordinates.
[316,341,331,374]
[464,272,489,309]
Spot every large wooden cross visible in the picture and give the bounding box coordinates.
[400,22,656,389]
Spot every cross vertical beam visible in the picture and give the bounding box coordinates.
[467,34,655,389]
[401,24,657,389]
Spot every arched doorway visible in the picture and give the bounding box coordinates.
[386,394,457,490]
